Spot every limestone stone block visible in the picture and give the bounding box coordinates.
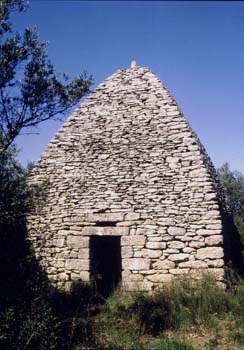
[207,268,225,281]
[147,236,163,242]
[183,247,195,253]
[196,229,221,236]
[125,212,140,221]
[82,226,129,236]
[162,235,174,241]
[196,247,224,260]
[145,242,166,250]
[168,227,186,236]
[67,236,89,249]
[57,273,69,281]
[123,281,153,291]
[168,253,190,262]
[122,270,143,281]
[65,259,89,271]
[80,271,90,281]
[153,260,175,270]
[53,237,65,247]
[141,249,162,258]
[122,258,151,270]
[205,235,223,246]
[146,273,173,283]
[121,246,133,258]
[121,235,146,246]
[167,241,185,249]
[86,213,124,222]
[178,260,208,269]
[169,268,190,275]
[78,248,89,259]
[189,241,205,248]
[204,193,216,200]
[206,259,224,268]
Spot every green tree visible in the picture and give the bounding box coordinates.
[0,0,92,153]
[0,2,93,348]
[217,162,244,242]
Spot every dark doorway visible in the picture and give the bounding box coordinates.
[90,236,121,296]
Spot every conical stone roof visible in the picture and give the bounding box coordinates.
[28,64,226,291]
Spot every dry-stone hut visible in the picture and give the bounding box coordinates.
[27,62,228,293]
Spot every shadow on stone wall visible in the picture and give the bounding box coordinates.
[0,217,102,350]
[222,211,244,277]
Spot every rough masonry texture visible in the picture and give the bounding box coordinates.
[27,64,228,291]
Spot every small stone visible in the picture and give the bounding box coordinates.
[167,241,185,249]
[67,236,89,249]
[196,247,224,260]
[121,246,133,258]
[122,258,151,270]
[153,260,175,269]
[205,235,223,246]
[125,212,140,221]
[179,260,208,269]
[146,242,166,250]
[168,227,186,236]
[168,253,190,262]
[146,274,173,283]
[121,235,146,246]
[141,249,162,258]
[65,259,89,271]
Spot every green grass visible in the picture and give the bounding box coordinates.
[143,338,193,350]
[94,275,244,350]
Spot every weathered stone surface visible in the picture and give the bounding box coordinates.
[86,213,124,222]
[189,241,205,249]
[67,236,89,249]
[65,259,89,271]
[82,226,129,236]
[206,259,224,268]
[121,235,146,246]
[196,247,224,260]
[168,254,190,262]
[169,268,190,275]
[121,246,133,258]
[79,271,90,281]
[122,258,151,270]
[167,241,185,249]
[125,212,140,221]
[168,227,186,236]
[153,260,175,269]
[145,242,166,250]
[78,248,89,259]
[179,260,208,269]
[196,229,221,236]
[140,249,162,259]
[146,274,173,283]
[205,235,223,246]
[123,281,153,291]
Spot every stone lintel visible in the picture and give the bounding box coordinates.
[85,213,124,222]
[82,226,129,236]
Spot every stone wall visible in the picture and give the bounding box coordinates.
[27,64,225,291]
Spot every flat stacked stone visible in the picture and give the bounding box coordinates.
[27,63,225,291]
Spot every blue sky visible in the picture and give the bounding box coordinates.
[14,1,244,173]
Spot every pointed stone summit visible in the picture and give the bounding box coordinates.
[28,64,231,292]
[130,60,138,69]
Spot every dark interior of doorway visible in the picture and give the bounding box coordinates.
[90,236,121,296]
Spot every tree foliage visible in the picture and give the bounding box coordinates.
[217,162,244,241]
[0,0,92,153]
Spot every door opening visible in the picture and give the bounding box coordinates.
[90,236,121,296]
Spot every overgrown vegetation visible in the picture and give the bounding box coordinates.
[92,275,244,350]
